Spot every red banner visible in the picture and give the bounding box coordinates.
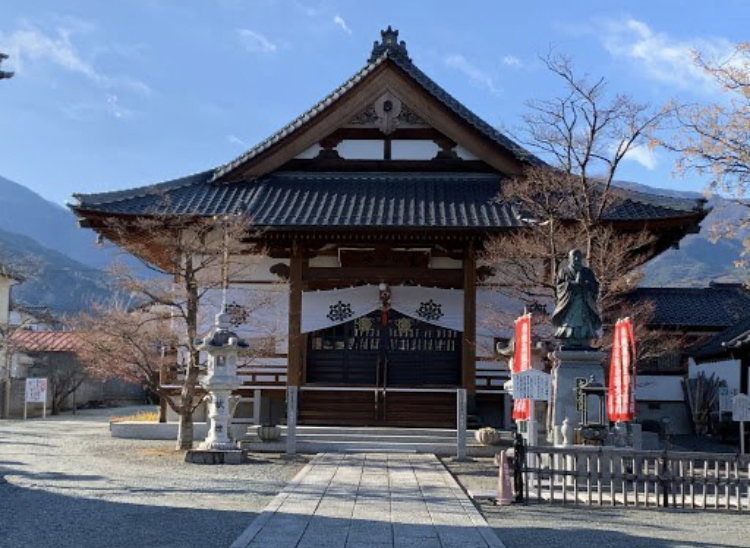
[608,318,636,422]
[512,313,532,421]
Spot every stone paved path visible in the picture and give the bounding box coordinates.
[230,453,505,548]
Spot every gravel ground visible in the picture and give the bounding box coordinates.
[444,457,749,548]
[0,407,307,548]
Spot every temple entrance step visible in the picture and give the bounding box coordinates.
[239,426,510,456]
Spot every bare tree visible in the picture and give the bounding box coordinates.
[26,351,87,415]
[669,42,750,257]
[74,304,177,416]
[76,214,267,450]
[482,54,673,360]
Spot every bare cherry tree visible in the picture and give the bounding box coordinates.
[483,54,672,358]
[669,42,750,258]
[77,213,267,450]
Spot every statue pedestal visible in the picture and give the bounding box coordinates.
[548,349,605,436]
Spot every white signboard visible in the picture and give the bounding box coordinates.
[732,394,750,422]
[25,378,47,403]
[24,378,48,420]
[512,369,551,401]
[719,387,739,414]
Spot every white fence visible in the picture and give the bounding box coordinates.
[519,446,750,510]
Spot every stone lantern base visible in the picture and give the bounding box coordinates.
[185,448,244,465]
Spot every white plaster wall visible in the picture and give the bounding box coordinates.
[689,358,741,393]
[455,144,479,160]
[636,375,684,402]
[0,277,11,325]
[391,140,439,160]
[295,144,322,159]
[295,140,480,161]
[337,140,383,160]
[196,255,287,284]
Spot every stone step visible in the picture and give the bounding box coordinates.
[293,433,458,443]
[281,426,463,437]
[240,439,502,456]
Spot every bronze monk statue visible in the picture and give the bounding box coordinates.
[551,249,602,348]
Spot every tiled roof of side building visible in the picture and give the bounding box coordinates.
[11,330,81,353]
[629,284,750,328]
[695,316,750,359]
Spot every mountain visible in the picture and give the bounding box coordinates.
[0,227,114,315]
[643,235,748,286]
[613,182,750,286]
[0,175,116,269]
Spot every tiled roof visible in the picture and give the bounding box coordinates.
[629,284,750,328]
[210,30,542,182]
[11,330,80,352]
[72,171,706,229]
[74,172,521,229]
[602,187,702,219]
[695,316,750,359]
[70,29,706,229]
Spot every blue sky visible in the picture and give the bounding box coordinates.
[1,0,748,205]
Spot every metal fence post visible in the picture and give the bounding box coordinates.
[456,388,467,461]
[286,386,298,455]
[513,431,526,503]
[660,450,669,508]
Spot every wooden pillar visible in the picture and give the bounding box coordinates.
[288,241,303,387]
[462,241,476,394]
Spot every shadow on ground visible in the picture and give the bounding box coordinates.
[0,479,257,548]
[482,504,747,548]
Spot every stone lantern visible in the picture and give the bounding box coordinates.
[187,311,246,464]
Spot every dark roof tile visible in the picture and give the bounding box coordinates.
[629,284,750,328]
[74,172,524,229]
[72,169,707,229]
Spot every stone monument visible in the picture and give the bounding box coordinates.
[186,311,246,465]
[548,249,606,438]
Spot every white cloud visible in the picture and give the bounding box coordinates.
[502,55,523,67]
[620,143,658,170]
[2,26,103,83]
[444,54,500,95]
[333,15,352,35]
[63,94,134,120]
[0,24,151,95]
[105,94,133,119]
[227,134,249,148]
[237,29,277,53]
[597,17,733,93]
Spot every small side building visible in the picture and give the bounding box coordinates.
[6,330,145,418]
[629,283,750,435]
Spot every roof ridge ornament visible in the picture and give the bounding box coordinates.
[368,26,410,63]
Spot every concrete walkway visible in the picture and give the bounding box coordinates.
[230,453,505,548]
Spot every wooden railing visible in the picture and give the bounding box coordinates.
[165,357,507,394]
[163,356,288,391]
[518,445,750,510]
[236,357,287,389]
[476,361,508,394]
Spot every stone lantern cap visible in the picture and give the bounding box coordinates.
[199,312,249,350]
